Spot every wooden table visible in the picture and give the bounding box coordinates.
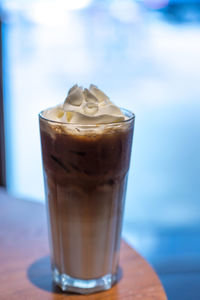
[0,188,167,299]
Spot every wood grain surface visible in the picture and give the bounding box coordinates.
[0,188,167,299]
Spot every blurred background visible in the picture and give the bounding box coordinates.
[0,0,200,299]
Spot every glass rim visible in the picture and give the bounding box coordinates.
[39,107,135,127]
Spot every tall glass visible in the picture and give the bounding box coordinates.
[39,109,135,294]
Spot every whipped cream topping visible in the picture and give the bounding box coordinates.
[43,84,126,125]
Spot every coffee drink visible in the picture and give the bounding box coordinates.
[39,84,134,293]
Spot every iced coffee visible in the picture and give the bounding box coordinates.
[39,84,135,294]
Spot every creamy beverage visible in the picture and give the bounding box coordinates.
[39,84,135,294]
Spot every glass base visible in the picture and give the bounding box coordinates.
[52,268,117,294]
